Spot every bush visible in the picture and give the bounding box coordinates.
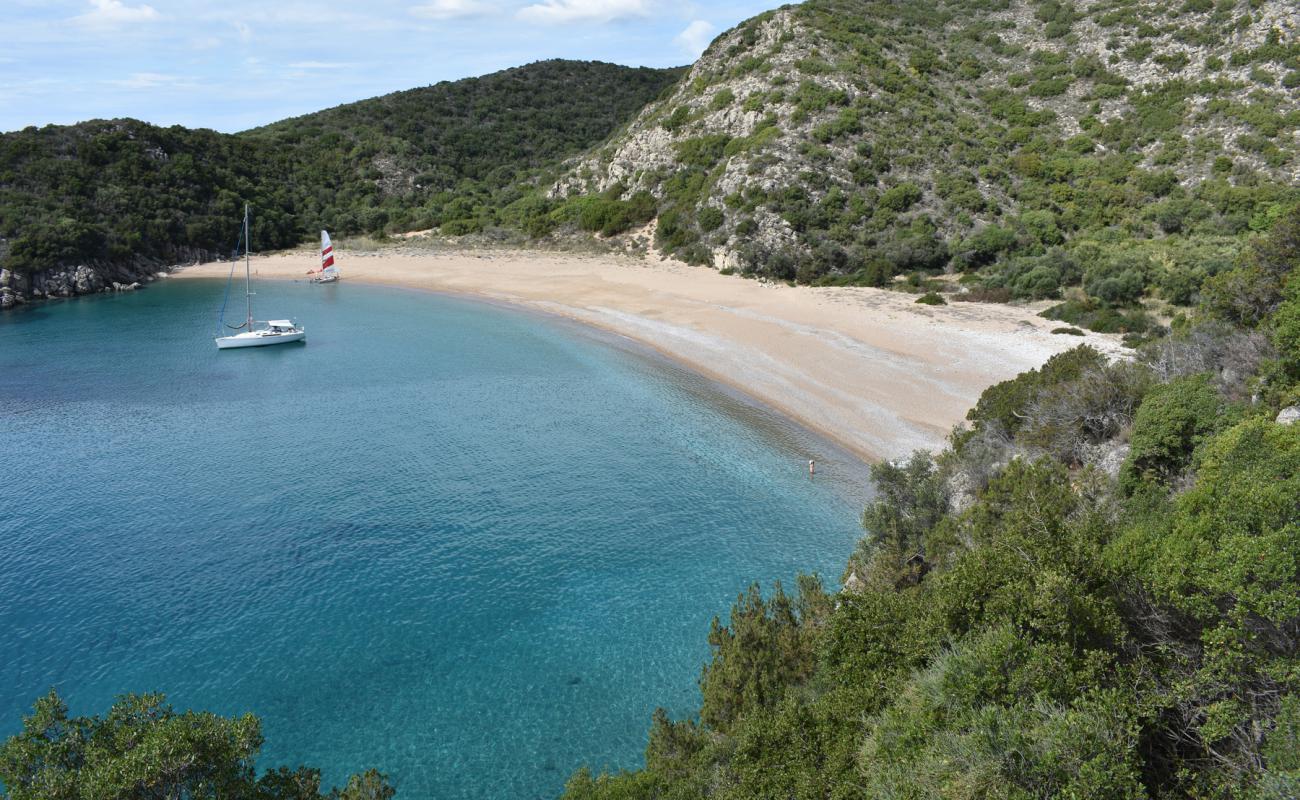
[1083,252,1149,305]
[662,105,691,131]
[879,182,923,212]
[1120,373,1228,491]
[555,193,657,236]
[440,217,484,236]
[1043,298,1155,334]
[674,134,733,169]
[992,248,1080,300]
[884,225,949,272]
[1018,359,1154,463]
[915,291,946,305]
[849,451,948,584]
[956,225,1019,269]
[697,206,725,232]
[968,345,1108,436]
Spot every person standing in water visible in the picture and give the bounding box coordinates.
[809,459,816,476]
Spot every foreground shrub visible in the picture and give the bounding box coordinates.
[0,691,394,800]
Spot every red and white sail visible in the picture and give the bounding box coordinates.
[307,230,340,280]
[320,231,336,274]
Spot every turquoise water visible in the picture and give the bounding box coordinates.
[0,279,869,798]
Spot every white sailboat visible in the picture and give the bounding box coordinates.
[310,230,340,283]
[215,204,306,350]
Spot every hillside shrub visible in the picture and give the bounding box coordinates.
[879,182,923,212]
[1119,373,1228,491]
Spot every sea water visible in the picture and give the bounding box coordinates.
[0,278,869,799]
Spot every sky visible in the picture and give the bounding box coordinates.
[1,0,788,134]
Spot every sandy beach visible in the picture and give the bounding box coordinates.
[176,247,1124,462]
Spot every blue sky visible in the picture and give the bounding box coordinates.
[2,0,788,133]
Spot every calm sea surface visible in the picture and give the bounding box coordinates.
[0,278,869,798]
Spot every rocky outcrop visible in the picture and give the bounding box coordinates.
[1277,406,1300,426]
[0,259,174,310]
[1084,440,1132,481]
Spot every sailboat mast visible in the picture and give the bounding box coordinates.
[244,203,253,330]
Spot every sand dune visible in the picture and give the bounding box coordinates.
[176,248,1125,462]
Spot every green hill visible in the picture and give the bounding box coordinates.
[245,59,686,236]
[554,0,1299,331]
[0,60,683,302]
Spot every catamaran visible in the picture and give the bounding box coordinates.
[310,230,340,283]
[215,204,306,350]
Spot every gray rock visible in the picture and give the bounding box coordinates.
[0,288,13,310]
[946,469,977,514]
[1084,440,1131,481]
[842,570,864,595]
[72,265,103,294]
[1277,406,1300,426]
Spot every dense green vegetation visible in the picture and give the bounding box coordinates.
[559,0,1300,333]
[558,207,1300,798]
[246,60,683,238]
[0,691,392,799]
[0,60,682,276]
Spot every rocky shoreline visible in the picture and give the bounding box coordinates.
[0,261,195,310]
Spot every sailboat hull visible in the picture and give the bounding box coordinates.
[215,330,306,349]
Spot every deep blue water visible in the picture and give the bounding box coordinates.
[0,278,869,798]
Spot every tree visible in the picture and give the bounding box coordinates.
[849,451,948,586]
[0,691,394,800]
[698,579,828,731]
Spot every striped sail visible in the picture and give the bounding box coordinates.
[320,231,336,274]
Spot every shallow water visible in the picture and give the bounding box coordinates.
[0,278,869,798]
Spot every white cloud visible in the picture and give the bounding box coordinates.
[674,19,715,57]
[515,0,653,24]
[410,0,496,19]
[74,0,159,26]
[233,21,252,43]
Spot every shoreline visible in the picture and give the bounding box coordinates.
[175,247,1126,462]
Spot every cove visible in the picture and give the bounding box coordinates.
[0,279,869,798]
